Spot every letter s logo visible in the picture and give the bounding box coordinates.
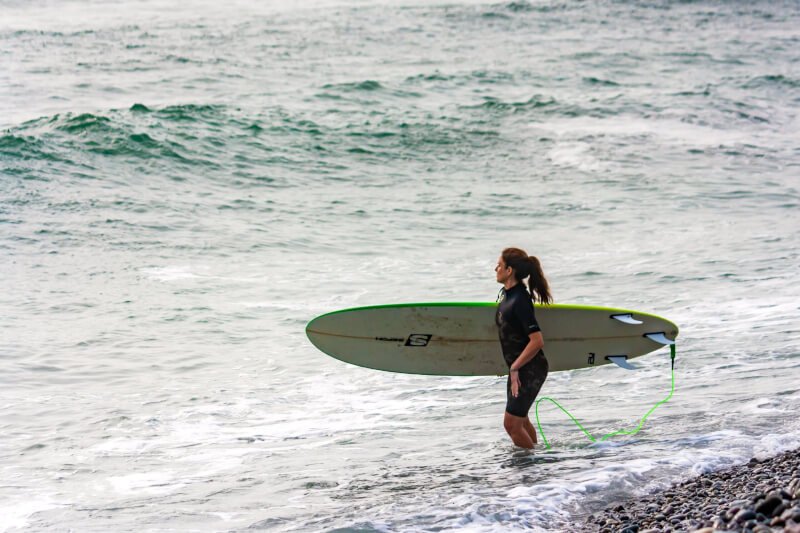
[405,334,432,347]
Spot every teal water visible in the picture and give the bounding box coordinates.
[2,1,800,531]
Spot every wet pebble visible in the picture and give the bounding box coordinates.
[756,496,783,516]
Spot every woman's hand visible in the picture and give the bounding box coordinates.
[508,333,544,396]
[510,369,521,397]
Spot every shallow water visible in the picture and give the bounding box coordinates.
[2,0,800,531]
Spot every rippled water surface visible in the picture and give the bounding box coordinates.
[2,0,800,531]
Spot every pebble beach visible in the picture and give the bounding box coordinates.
[583,447,800,533]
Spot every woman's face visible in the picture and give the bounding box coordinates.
[495,256,513,284]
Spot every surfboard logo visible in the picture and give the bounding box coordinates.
[405,334,432,347]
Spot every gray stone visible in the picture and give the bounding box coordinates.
[755,495,782,516]
[734,509,757,522]
[746,491,765,502]
[771,516,786,527]
[728,499,750,509]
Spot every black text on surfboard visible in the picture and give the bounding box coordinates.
[404,334,432,347]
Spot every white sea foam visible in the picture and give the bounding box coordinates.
[140,265,207,282]
[106,471,180,496]
[539,116,757,147]
[0,496,62,533]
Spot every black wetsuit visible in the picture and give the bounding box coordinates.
[496,283,549,417]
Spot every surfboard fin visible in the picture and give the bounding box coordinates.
[644,332,675,345]
[610,313,643,325]
[606,355,637,370]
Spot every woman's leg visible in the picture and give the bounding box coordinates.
[522,417,538,444]
[518,357,547,446]
[504,412,534,449]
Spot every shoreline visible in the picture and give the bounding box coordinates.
[580,447,800,533]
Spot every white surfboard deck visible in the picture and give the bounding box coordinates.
[306,303,679,376]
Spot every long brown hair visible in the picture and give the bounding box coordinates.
[502,247,553,305]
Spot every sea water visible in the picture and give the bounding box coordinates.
[1,0,799,531]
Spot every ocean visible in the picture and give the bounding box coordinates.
[1,0,799,531]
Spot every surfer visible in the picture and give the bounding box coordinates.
[495,247,552,449]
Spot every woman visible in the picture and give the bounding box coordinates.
[495,247,552,449]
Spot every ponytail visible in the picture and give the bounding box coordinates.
[501,247,553,305]
[526,255,552,305]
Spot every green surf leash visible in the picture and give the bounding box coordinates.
[534,344,676,449]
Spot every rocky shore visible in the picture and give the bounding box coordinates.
[582,447,800,533]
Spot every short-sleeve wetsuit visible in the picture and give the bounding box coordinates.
[495,283,549,417]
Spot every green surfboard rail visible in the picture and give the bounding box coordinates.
[307,302,679,336]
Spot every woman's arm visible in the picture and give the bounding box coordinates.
[510,332,544,372]
[509,332,544,397]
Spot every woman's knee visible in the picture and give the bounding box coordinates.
[504,412,523,433]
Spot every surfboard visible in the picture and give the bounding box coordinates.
[306,303,679,375]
